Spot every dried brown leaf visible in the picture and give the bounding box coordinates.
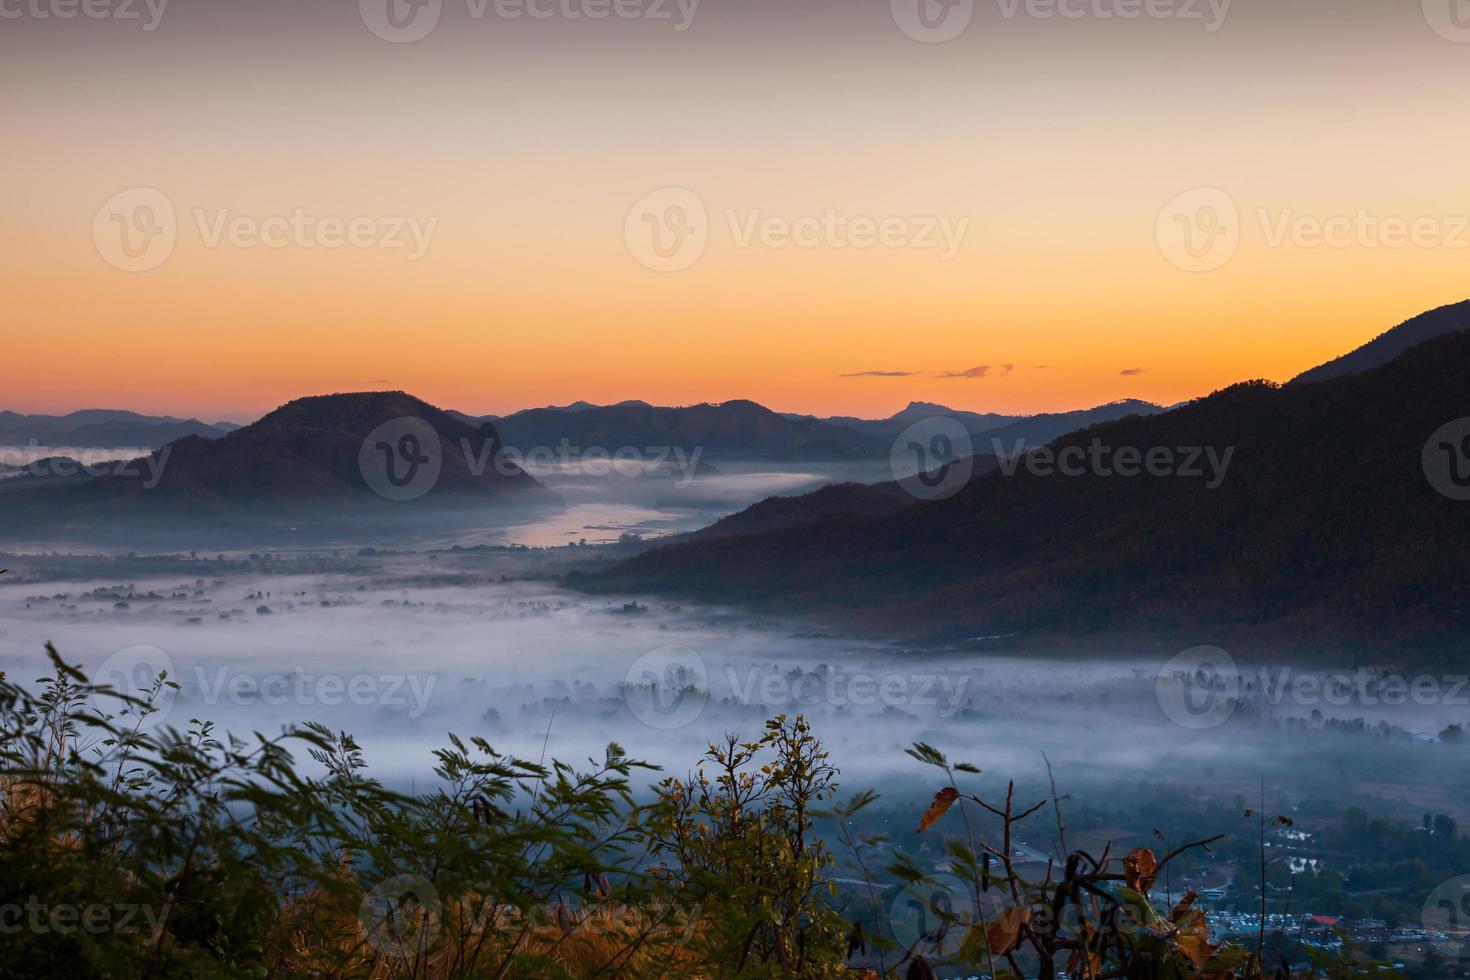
[917,787,960,833]
[985,906,1031,956]
[1169,890,1199,923]
[1175,932,1218,968]
[1123,847,1160,895]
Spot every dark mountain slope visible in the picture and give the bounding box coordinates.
[494,399,878,459]
[787,402,1015,439]
[787,399,1163,447]
[1289,300,1470,385]
[686,454,1005,539]
[688,481,915,539]
[0,392,545,533]
[0,410,231,447]
[587,331,1470,648]
[976,399,1163,450]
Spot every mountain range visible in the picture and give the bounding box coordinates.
[468,397,1164,461]
[784,398,1164,448]
[3,398,1166,464]
[1289,300,1470,386]
[0,392,544,539]
[6,298,1469,588]
[582,301,1470,652]
[482,398,878,459]
[0,410,236,448]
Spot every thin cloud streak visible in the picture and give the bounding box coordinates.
[840,363,1029,381]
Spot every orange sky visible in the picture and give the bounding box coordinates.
[5,0,1470,421]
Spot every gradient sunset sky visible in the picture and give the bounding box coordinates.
[5,0,1470,421]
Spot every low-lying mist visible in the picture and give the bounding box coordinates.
[2,545,1464,826]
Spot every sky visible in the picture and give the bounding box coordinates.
[5,0,1470,421]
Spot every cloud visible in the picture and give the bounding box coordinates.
[1120,367,1145,376]
[840,363,1018,380]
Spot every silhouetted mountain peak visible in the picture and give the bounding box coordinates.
[1290,300,1470,386]
[245,390,454,437]
[494,397,877,459]
[589,322,1470,649]
[0,391,544,526]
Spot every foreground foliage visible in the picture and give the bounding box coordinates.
[0,648,1394,978]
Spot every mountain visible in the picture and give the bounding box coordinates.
[0,391,546,536]
[787,399,1164,449]
[976,399,1165,451]
[584,321,1470,651]
[688,481,915,539]
[1289,300,1470,385]
[510,399,652,414]
[687,454,1008,539]
[0,410,233,447]
[786,402,1015,438]
[482,397,1167,461]
[491,399,879,459]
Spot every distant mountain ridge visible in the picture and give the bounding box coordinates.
[465,397,1165,460]
[1289,299,1470,385]
[0,392,546,537]
[4,397,1166,463]
[585,310,1470,650]
[785,399,1164,448]
[0,410,234,447]
[783,402,1015,437]
[485,399,879,459]
[975,399,1164,451]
